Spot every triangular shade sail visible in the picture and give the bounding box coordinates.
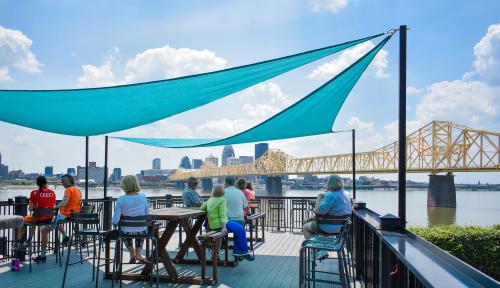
[114,36,391,148]
[0,34,383,136]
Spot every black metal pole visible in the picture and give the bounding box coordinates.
[85,136,89,200]
[352,129,356,199]
[104,136,108,199]
[398,25,407,227]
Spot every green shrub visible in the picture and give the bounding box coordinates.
[408,225,500,280]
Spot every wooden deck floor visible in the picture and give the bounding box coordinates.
[0,231,344,287]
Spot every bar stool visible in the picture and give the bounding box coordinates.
[61,212,102,288]
[111,215,159,288]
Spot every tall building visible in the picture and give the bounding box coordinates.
[255,143,269,161]
[179,156,192,169]
[239,156,254,164]
[77,165,104,182]
[0,164,8,179]
[112,168,122,181]
[152,158,161,170]
[89,161,97,168]
[44,166,54,177]
[205,154,219,167]
[192,159,203,169]
[227,157,240,166]
[67,168,76,175]
[0,152,2,164]
[221,145,235,166]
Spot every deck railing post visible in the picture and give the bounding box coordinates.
[103,136,108,198]
[85,136,89,200]
[352,129,356,199]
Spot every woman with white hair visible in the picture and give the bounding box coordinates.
[302,174,352,240]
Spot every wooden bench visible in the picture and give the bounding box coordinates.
[198,230,229,284]
[246,213,266,250]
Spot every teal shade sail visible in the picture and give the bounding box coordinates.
[0,33,383,136]
[114,36,392,148]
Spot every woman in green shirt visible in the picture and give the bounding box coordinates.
[200,184,228,233]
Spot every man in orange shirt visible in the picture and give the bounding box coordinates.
[41,174,82,248]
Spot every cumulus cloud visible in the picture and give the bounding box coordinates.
[243,103,280,118]
[415,80,498,123]
[308,41,389,80]
[124,45,227,83]
[0,26,43,81]
[383,120,424,141]
[347,117,375,131]
[311,0,348,13]
[472,23,500,85]
[77,47,120,88]
[195,118,256,137]
[406,86,423,95]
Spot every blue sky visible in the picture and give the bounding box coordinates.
[0,0,499,183]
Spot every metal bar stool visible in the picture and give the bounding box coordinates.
[111,215,159,288]
[61,212,102,288]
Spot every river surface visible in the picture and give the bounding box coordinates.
[1,186,499,227]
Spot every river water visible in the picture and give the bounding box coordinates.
[1,186,499,227]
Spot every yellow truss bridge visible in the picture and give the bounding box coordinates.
[170,121,500,180]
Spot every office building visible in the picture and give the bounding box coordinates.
[179,156,192,169]
[0,164,8,179]
[77,165,104,182]
[192,159,203,169]
[44,166,54,177]
[239,156,254,164]
[152,158,161,170]
[89,162,97,168]
[140,169,170,177]
[67,168,76,175]
[112,168,122,181]
[255,143,269,161]
[205,154,219,167]
[221,145,235,166]
[227,157,240,166]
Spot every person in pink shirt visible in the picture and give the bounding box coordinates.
[237,179,256,216]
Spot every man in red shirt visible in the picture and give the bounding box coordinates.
[15,176,56,261]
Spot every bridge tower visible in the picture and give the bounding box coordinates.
[266,176,282,195]
[427,172,456,208]
[202,178,213,192]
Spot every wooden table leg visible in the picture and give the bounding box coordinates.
[141,220,178,279]
[175,216,205,262]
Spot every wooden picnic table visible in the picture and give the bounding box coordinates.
[106,207,211,285]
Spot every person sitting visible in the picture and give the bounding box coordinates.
[41,174,82,249]
[224,176,254,261]
[15,175,56,262]
[302,174,352,240]
[243,181,257,213]
[182,176,203,208]
[200,184,228,233]
[112,175,149,264]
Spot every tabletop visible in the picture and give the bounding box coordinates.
[150,207,206,220]
[0,215,24,229]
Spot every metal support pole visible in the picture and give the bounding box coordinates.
[85,136,89,199]
[398,25,407,227]
[104,136,108,198]
[352,129,356,199]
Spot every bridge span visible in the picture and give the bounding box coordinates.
[170,121,499,206]
[171,120,499,180]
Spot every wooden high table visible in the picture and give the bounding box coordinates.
[105,207,211,285]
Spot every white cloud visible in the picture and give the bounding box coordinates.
[0,67,12,82]
[472,23,500,85]
[308,41,389,80]
[124,45,227,83]
[195,118,255,137]
[383,120,424,141]
[243,103,280,118]
[415,80,498,124]
[406,86,423,95]
[311,0,348,13]
[0,26,43,81]
[347,117,375,131]
[77,48,121,88]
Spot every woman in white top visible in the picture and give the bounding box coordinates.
[112,175,149,264]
